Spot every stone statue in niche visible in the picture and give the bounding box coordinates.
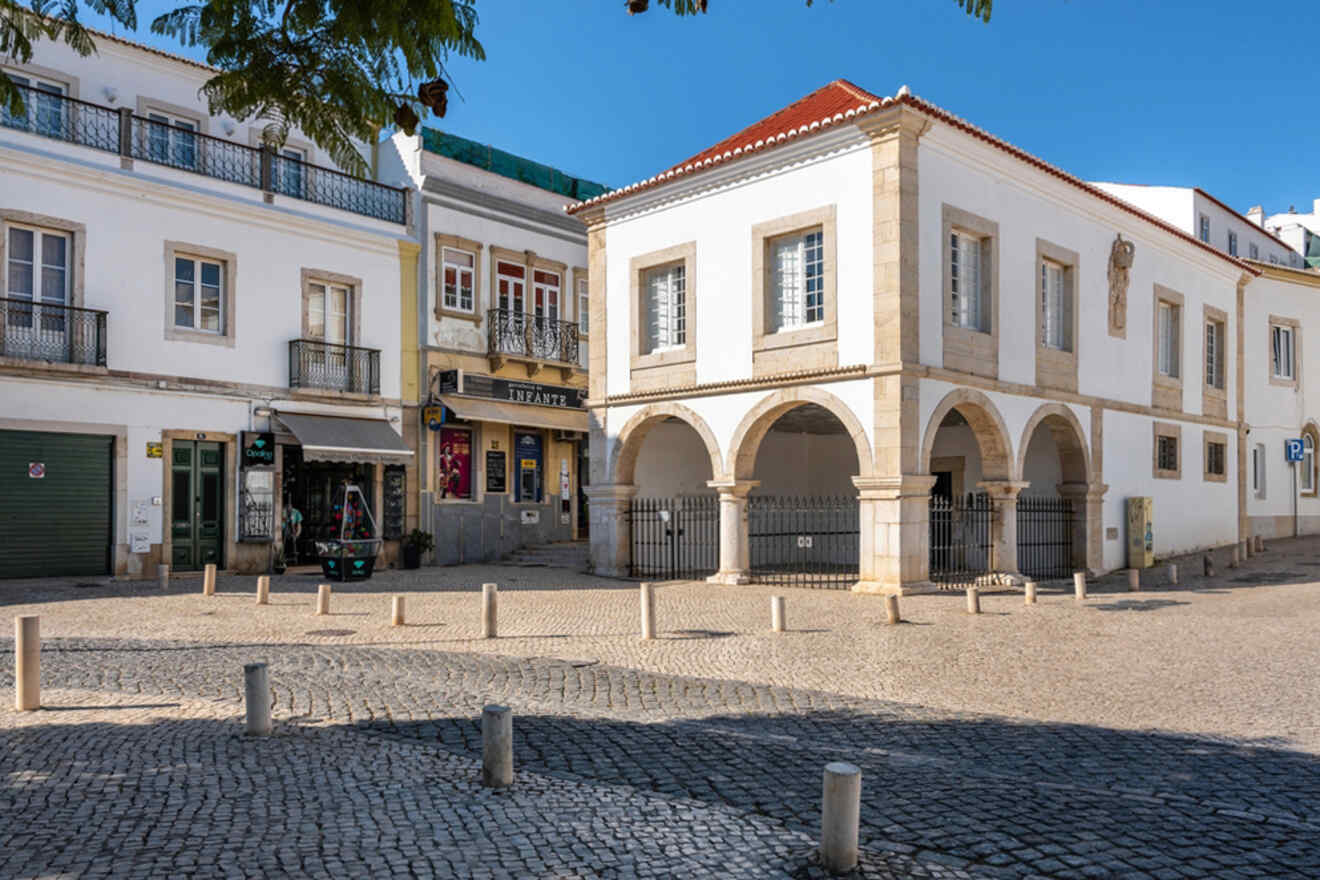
[1107,234,1135,335]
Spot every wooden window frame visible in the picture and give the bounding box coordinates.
[629,241,696,392]
[1151,285,1184,412]
[750,205,838,376]
[1153,421,1182,480]
[1203,430,1228,483]
[1268,315,1300,388]
[941,204,999,379]
[1034,238,1079,392]
[1202,304,1228,420]
[163,241,236,347]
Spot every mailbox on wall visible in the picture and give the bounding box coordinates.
[1126,497,1154,569]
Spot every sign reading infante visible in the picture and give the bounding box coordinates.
[436,370,585,410]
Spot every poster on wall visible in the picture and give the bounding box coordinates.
[485,450,507,493]
[437,428,472,499]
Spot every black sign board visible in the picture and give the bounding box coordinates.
[382,465,405,540]
[485,450,507,493]
[436,369,585,410]
[242,431,276,468]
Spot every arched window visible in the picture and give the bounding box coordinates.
[1303,430,1317,494]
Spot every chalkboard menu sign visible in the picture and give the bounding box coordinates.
[485,450,507,494]
[382,465,405,540]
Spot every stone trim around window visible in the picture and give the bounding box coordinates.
[135,96,210,136]
[299,268,364,346]
[1153,420,1182,480]
[941,204,999,379]
[435,233,484,325]
[1151,284,1185,412]
[0,209,87,308]
[750,204,838,377]
[0,60,81,99]
[1267,314,1300,389]
[162,241,237,347]
[1302,423,1320,497]
[629,241,697,393]
[1202,304,1228,420]
[1202,429,1228,484]
[1034,238,1079,393]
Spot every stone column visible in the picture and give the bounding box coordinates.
[852,475,937,595]
[1059,480,1108,576]
[584,484,637,577]
[978,480,1030,578]
[706,480,758,586]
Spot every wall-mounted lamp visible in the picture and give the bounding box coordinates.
[253,406,275,418]
[103,86,118,104]
[221,120,236,137]
[389,415,401,424]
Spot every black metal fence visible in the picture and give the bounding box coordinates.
[1017,495,1075,580]
[748,495,859,589]
[628,495,719,581]
[288,339,381,395]
[929,492,994,586]
[0,297,107,366]
[487,308,581,366]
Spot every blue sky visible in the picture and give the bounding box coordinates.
[84,1,1314,214]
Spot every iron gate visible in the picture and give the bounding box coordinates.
[748,495,859,589]
[929,492,994,586]
[628,495,719,580]
[1017,496,1075,580]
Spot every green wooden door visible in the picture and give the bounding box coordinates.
[171,441,224,570]
[0,429,112,578]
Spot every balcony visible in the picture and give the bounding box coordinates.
[288,339,380,396]
[1,82,409,224]
[486,308,581,379]
[0,298,107,367]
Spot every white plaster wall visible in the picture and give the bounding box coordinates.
[601,136,875,396]
[632,421,717,497]
[1020,426,1065,497]
[1090,184,1196,235]
[929,424,984,494]
[1192,193,1298,265]
[752,432,860,497]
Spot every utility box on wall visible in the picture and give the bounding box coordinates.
[1126,497,1154,569]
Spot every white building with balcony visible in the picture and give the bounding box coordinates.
[1,33,417,579]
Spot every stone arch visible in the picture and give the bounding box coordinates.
[1016,403,1091,486]
[1301,420,1320,493]
[919,388,1014,481]
[608,402,724,485]
[727,386,874,482]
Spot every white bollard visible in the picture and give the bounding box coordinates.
[1230,544,1240,568]
[1127,568,1140,592]
[820,761,861,874]
[640,582,656,640]
[1243,539,1253,559]
[1167,563,1179,585]
[482,583,498,639]
[1204,555,1215,578]
[770,596,785,633]
[884,594,900,625]
[15,615,39,711]
[315,583,330,616]
[1073,571,1088,601]
[966,586,981,614]
[255,575,270,606]
[1255,535,1265,554]
[203,562,216,596]
[1024,581,1037,605]
[481,704,513,788]
[244,662,272,736]
[157,563,170,591]
[392,595,405,627]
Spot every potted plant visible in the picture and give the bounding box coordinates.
[402,528,433,570]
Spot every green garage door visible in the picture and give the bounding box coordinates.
[0,430,113,578]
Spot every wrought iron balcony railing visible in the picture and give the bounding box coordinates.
[487,308,580,366]
[0,297,107,366]
[1,81,409,224]
[288,339,381,395]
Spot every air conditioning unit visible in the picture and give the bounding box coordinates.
[555,430,581,442]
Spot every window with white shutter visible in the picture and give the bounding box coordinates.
[643,263,685,354]
[1272,324,1295,380]
[1158,301,1180,378]
[950,230,984,330]
[1040,259,1067,350]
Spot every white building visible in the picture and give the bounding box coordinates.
[573,79,1316,594]
[1,33,417,579]
[380,129,606,563]
[1262,200,1320,270]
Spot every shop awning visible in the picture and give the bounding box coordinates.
[277,413,413,464]
[437,395,589,434]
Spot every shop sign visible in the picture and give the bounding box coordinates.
[485,450,507,493]
[242,431,276,467]
[27,462,45,479]
[437,428,472,499]
[437,369,585,410]
[145,442,163,459]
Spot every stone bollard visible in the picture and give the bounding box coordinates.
[770,595,785,633]
[1024,581,1037,605]
[1230,544,1240,568]
[1243,539,1253,559]
[1255,535,1264,554]
[1073,571,1088,601]
[1127,568,1140,592]
[481,704,514,788]
[203,562,216,596]
[966,586,981,614]
[315,583,331,616]
[244,662,272,736]
[256,576,270,606]
[157,563,170,591]
[482,583,498,639]
[15,615,39,711]
[820,762,861,874]
[391,595,405,627]
[1167,563,1179,585]
[640,582,657,640]
[1204,555,1215,577]
[883,594,900,625]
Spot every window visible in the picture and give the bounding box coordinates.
[1154,422,1182,479]
[770,228,824,331]
[442,248,475,312]
[1039,259,1067,350]
[306,281,350,345]
[949,230,985,330]
[1303,433,1316,494]
[1253,443,1266,497]
[496,261,525,313]
[275,147,306,197]
[1157,435,1178,472]
[1249,243,1260,260]
[1198,214,1210,243]
[1272,324,1295,380]
[532,270,560,321]
[2,71,67,138]
[1228,231,1238,256]
[173,256,223,332]
[5,224,69,308]
[577,276,589,334]
[146,111,198,169]
[1206,440,1226,477]
[1158,301,1181,378]
[1205,319,1225,389]
[642,263,685,354]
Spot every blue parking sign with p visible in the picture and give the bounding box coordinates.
[1286,438,1305,462]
